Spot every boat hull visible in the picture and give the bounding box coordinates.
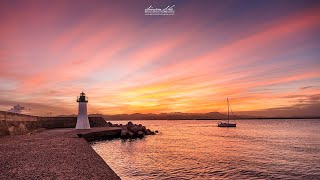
[218,123,237,127]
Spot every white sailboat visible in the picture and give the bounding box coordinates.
[218,98,237,127]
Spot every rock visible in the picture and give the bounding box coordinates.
[146,129,152,135]
[155,130,159,133]
[127,121,134,127]
[120,126,129,139]
[19,123,28,132]
[128,131,135,138]
[8,126,17,135]
[121,125,128,131]
[127,122,134,131]
[130,125,141,134]
[141,126,147,133]
[137,131,145,138]
[122,121,157,138]
[121,131,128,139]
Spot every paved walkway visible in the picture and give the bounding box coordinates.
[0,128,120,180]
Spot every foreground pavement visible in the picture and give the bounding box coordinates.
[0,128,120,180]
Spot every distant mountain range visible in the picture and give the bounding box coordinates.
[82,112,320,120]
[56,112,320,120]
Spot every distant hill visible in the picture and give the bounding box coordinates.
[99,112,260,120]
[55,112,319,120]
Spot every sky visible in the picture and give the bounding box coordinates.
[0,0,319,116]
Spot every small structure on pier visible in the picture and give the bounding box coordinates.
[75,92,90,129]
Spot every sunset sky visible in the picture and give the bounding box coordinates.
[0,0,319,116]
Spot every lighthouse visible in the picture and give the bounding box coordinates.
[76,92,90,129]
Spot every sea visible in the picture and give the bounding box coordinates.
[91,119,320,180]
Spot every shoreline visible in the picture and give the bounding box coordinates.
[0,128,121,179]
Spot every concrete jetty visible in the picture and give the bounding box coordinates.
[0,111,156,179]
[77,127,121,141]
[0,128,121,180]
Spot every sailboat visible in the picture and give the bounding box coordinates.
[218,98,237,127]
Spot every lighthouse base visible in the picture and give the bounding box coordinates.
[76,101,90,129]
[76,115,91,129]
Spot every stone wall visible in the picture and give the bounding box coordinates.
[0,111,108,137]
[0,111,40,136]
[0,111,38,121]
[38,117,77,129]
[38,116,108,129]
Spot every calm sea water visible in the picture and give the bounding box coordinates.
[91,120,320,180]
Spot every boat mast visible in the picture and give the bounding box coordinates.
[227,98,229,124]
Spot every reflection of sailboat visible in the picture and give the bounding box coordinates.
[218,98,237,127]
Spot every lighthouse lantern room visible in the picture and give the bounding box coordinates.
[75,92,90,129]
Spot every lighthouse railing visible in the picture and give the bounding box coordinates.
[77,96,88,102]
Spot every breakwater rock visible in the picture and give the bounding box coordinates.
[107,121,156,139]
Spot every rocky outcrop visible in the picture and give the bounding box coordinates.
[107,121,156,139]
[0,111,40,136]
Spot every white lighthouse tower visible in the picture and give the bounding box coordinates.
[75,92,90,129]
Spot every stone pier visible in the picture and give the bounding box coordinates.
[0,128,121,179]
